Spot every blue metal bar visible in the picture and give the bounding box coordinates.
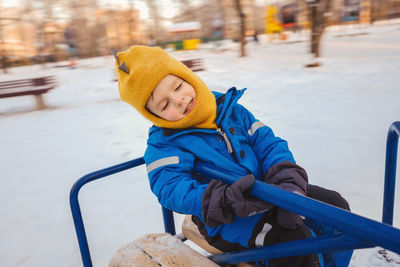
[70,157,145,267]
[383,121,400,225]
[194,163,400,255]
[162,207,176,235]
[211,234,372,264]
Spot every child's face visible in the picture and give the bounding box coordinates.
[146,75,196,121]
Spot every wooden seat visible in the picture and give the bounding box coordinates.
[109,233,219,267]
[182,215,257,267]
[109,218,258,267]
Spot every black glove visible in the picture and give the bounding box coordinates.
[264,161,308,230]
[202,174,274,227]
[264,161,308,195]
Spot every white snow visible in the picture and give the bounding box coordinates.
[1,22,400,267]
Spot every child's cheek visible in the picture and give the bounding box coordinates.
[164,109,182,121]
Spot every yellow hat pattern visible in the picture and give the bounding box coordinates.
[115,46,217,129]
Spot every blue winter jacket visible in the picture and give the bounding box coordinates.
[144,87,296,248]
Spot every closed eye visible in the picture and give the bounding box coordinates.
[162,101,169,111]
[175,82,182,91]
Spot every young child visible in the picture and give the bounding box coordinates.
[114,45,353,267]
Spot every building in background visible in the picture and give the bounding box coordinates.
[220,0,257,39]
[40,22,69,60]
[172,0,260,40]
[95,8,149,53]
[359,0,371,23]
[167,21,201,50]
[371,0,400,21]
[0,3,148,63]
[0,6,36,62]
[0,5,68,64]
[172,1,223,40]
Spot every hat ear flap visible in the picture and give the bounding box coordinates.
[118,62,129,74]
[111,47,129,74]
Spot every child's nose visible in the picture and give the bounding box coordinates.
[176,96,185,106]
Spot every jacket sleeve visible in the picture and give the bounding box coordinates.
[144,140,207,219]
[237,104,308,193]
[237,104,296,174]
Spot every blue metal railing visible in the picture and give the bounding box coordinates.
[70,122,400,266]
[70,157,145,267]
[382,121,400,225]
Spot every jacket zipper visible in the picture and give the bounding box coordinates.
[217,128,233,154]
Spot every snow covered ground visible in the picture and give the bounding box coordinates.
[1,22,400,267]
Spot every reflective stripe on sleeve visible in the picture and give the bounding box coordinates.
[247,121,265,136]
[146,156,179,173]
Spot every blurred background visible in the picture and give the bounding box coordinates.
[1,0,400,67]
[1,0,400,266]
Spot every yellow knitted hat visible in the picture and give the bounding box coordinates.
[115,46,217,129]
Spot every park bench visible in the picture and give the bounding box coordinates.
[181,58,205,72]
[0,76,56,110]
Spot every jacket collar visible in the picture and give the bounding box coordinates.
[215,87,245,128]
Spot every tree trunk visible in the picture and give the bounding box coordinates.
[127,0,135,44]
[234,0,246,57]
[306,0,332,66]
[0,2,8,73]
[146,0,163,44]
[310,2,318,57]
[0,33,8,73]
[1,56,8,74]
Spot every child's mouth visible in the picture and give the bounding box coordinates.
[184,98,195,115]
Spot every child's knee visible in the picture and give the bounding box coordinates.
[329,190,350,211]
[307,185,350,211]
[264,224,313,246]
[265,225,321,267]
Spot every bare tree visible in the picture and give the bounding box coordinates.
[0,1,8,73]
[27,0,64,65]
[127,0,136,44]
[304,0,332,67]
[43,0,56,58]
[234,0,246,57]
[67,0,103,57]
[370,0,394,23]
[177,0,197,21]
[146,0,164,44]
